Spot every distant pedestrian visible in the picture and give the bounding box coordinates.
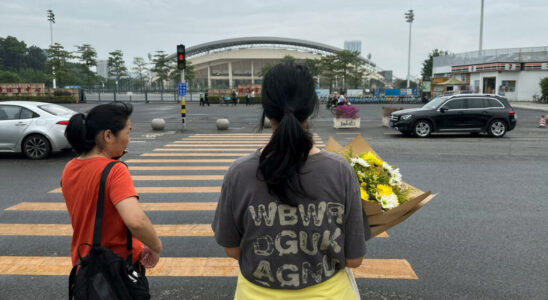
[204,90,210,106]
[231,90,238,106]
[199,91,204,106]
[251,90,255,105]
[245,92,250,106]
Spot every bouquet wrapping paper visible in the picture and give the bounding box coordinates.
[324,135,436,239]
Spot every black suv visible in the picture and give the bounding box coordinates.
[389,94,517,137]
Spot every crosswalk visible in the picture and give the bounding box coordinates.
[0,133,418,284]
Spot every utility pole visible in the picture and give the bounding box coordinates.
[47,10,56,88]
[479,0,484,54]
[405,9,414,89]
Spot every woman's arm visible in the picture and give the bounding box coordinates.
[115,197,162,254]
[224,247,241,260]
[345,257,364,268]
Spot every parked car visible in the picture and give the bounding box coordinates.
[0,101,76,159]
[389,94,517,137]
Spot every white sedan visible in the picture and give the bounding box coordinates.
[0,101,76,159]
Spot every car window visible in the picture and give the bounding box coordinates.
[19,108,36,119]
[468,98,486,109]
[443,99,466,110]
[486,98,504,108]
[0,106,21,120]
[38,104,75,116]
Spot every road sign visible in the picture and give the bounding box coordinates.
[178,83,187,96]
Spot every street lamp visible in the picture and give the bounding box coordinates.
[47,10,56,88]
[405,9,414,89]
[479,0,484,53]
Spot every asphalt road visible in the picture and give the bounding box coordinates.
[0,102,547,299]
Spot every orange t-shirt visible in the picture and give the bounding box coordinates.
[61,157,144,266]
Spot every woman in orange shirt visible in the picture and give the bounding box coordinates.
[62,103,162,285]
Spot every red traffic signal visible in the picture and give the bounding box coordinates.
[177,44,186,70]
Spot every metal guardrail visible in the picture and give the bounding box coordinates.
[434,46,548,67]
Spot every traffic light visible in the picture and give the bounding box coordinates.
[177,44,186,70]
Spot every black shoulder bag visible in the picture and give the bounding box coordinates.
[69,161,150,300]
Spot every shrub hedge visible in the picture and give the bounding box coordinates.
[0,95,76,103]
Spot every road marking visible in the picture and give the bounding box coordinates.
[125,159,236,163]
[0,257,413,278]
[0,224,389,239]
[153,148,257,152]
[0,224,213,236]
[49,186,221,194]
[6,202,219,211]
[165,144,326,147]
[175,141,267,144]
[141,153,249,157]
[129,166,230,171]
[131,175,224,180]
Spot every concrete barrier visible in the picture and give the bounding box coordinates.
[151,118,166,131]
[216,118,229,130]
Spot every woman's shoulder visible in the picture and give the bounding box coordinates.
[227,151,260,177]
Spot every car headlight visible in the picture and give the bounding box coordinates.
[401,114,413,120]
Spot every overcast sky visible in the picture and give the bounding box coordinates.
[2,0,547,79]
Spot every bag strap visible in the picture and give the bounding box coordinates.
[68,261,80,299]
[92,161,120,246]
[92,161,133,263]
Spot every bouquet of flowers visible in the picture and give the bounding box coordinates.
[325,135,435,239]
[334,105,360,119]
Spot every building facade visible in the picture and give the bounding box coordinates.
[96,60,109,79]
[432,47,548,101]
[344,40,362,54]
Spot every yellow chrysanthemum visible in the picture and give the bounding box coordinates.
[376,184,394,197]
[360,152,383,166]
[360,187,369,201]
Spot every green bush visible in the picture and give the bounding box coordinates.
[540,77,548,100]
[0,95,76,103]
[53,90,73,97]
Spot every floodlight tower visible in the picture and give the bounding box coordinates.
[47,10,56,88]
[405,9,414,89]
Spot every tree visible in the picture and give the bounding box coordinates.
[25,46,47,71]
[107,50,127,82]
[132,57,147,91]
[303,58,322,86]
[333,50,364,90]
[320,55,338,91]
[258,62,275,77]
[0,70,21,83]
[421,49,450,80]
[76,44,98,88]
[171,61,195,88]
[393,79,417,89]
[0,36,27,71]
[150,50,170,90]
[540,77,548,102]
[46,43,74,87]
[282,55,295,63]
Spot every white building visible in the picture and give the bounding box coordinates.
[432,47,548,101]
[96,60,109,79]
[344,40,362,54]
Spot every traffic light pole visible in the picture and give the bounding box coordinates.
[181,69,186,128]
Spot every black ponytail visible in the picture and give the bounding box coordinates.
[65,102,133,155]
[258,62,319,206]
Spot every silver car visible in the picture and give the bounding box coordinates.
[0,101,76,159]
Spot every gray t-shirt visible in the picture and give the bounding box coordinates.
[212,150,370,289]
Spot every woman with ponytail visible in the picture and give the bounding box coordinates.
[61,103,162,289]
[213,62,370,299]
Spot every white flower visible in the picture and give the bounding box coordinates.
[355,158,370,167]
[379,194,399,209]
[357,171,365,178]
[382,162,393,172]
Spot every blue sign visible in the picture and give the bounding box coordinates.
[178,82,187,96]
[385,89,401,96]
[374,89,380,96]
[412,88,418,96]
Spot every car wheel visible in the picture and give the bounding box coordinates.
[487,119,507,137]
[414,120,432,137]
[22,134,51,159]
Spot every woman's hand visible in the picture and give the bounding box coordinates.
[140,246,161,268]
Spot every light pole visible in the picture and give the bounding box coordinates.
[405,9,414,89]
[47,10,56,88]
[479,0,484,53]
